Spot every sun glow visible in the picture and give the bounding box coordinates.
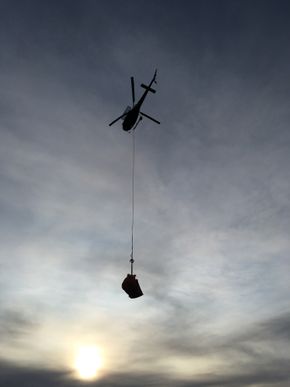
[74,346,102,380]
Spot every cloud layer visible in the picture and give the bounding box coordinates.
[0,0,290,386]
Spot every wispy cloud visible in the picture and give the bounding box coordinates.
[0,1,290,385]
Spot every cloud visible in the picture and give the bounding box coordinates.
[155,311,290,385]
[1,353,290,387]
[0,309,37,341]
[0,1,290,385]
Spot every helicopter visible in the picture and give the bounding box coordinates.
[109,70,160,131]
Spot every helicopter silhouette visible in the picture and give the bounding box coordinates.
[109,70,160,131]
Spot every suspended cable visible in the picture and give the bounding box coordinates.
[130,126,135,275]
[129,116,142,275]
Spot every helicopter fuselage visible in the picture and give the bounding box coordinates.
[122,90,149,131]
[122,105,140,131]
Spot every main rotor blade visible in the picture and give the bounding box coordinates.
[140,111,160,125]
[109,112,127,126]
[131,77,135,105]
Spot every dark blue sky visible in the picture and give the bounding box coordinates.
[0,1,290,386]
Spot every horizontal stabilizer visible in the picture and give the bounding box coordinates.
[141,83,156,93]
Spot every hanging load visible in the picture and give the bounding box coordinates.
[122,274,143,299]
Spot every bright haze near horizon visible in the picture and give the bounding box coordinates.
[0,1,290,386]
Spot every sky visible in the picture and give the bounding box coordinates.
[0,0,290,386]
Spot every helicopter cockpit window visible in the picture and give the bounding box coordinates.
[122,106,131,119]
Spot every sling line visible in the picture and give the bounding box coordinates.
[129,116,142,275]
[130,126,135,274]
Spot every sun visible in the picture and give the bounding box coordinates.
[74,346,102,380]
